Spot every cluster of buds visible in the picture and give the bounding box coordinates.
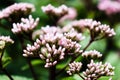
[0,36,14,49]
[39,26,63,44]
[96,24,116,37]
[11,15,39,34]
[98,0,120,15]
[64,29,84,42]
[82,50,102,58]
[65,19,115,39]
[41,4,68,19]
[67,61,82,75]
[0,3,35,19]
[40,44,66,68]
[0,36,14,44]
[83,60,115,80]
[58,37,82,55]
[23,39,41,57]
[23,25,83,67]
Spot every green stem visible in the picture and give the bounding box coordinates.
[49,66,56,80]
[83,39,93,52]
[19,35,38,80]
[77,72,85,80]
[56,39,94,75]
[0,49,13,80]
[27,58,38,80]
[1,68,14,80]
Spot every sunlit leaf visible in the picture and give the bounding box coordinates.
[62,76,75,80]
[0,75,32,80]
[22,59,43,70]
[3,57,12,68]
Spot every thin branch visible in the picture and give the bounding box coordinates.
[49,66,56,80]
[19,35,38,80]
[0,48,4,60]
[27,58,38,80]
[0,49,13,80]
[77,72,85,80]
[83,39,93,52]
[1,68,14,80]
[56,38,94,75]
[56,63,68,75]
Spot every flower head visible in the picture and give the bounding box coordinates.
[23,25,83,68]
[66,19,116,39]
[0,36,14,49]
[98,0,120,15]
[83,60,114,80]
[0,36,14,44]
[0,3,35,19]
[11,15,39,34]
[82,50,102,58]
[41,4,68,19]
[67,61,82,75]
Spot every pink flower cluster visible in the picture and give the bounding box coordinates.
[98,0,120,15]
[23,25,83,68]
[83,60,114,80]
[82,50,102,58]
[41,4,77,23]
[0,36,14,44]
[41,4,68,18]
[0,3,35,19]
[64,19,116,38]
[11,15,39,34]
[67,61,82,75]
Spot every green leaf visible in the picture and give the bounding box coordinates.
[104,51,119,66]
[0,75,32,80]
[62,76,75,80]
[80,36,107,53]
[104,51,120,80]
[2,57,12,68]
[98,76,110,80]
[73,74,83,80]
[22,59,43,70]
[56,58,71,69]
[113,24,120,48]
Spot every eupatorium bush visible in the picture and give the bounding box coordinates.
[0,2,116,80]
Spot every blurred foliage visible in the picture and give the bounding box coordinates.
[0,0,120,80]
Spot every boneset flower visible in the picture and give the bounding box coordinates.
[23,39,41,57]
[66,19,116,39]
[98,0,120,15]
[97,24,116,37]
[0,36,14,44]
[67,61,82,75]
[23,25,83,67]
[58,37,82,55]
[83,60,114,80]
[63,19,101,33]
[82,50,102,58]
[0,36,14,49]
[0,3,35,19]
[11,15,39,34]
[41,4,68,19]
[64,29,84,42]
